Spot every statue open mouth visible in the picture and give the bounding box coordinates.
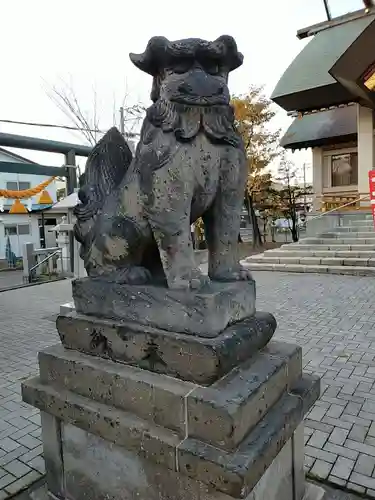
[170,95,228,106]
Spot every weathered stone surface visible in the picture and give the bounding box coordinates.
[293,424,305,500]
[246,438,294,500]
[40,412,64,499]
[179,374,320,497]
[263,340,303,386]
[72,278,256,337]
[38,342,300,450]
[56,311,276,384]
[59,423,298,500]
[39,344,196,436]
[187,342,302,450]
[21,373,319,497]
[304,483,326,500]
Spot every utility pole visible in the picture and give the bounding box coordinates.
[65,149,77,274]
[323,0,332,20]
[119,107,125,137]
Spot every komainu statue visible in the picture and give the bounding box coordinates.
[74,35,251,290]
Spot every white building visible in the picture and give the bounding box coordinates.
[0,148,60,260]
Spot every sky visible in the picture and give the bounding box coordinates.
[0,0,367,183]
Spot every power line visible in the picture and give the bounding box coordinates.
[0,118,140,138]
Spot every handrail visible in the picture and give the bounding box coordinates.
[34,246,60,255]
[307,195,370,222]
[29,249,62,283]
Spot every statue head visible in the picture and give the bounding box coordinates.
[130,36,243,106]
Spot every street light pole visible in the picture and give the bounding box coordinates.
[119,107,125,137]
[303,162,307,213]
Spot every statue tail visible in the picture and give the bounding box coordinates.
[73,127,133,272]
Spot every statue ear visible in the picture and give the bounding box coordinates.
[213,35,244,72]
[129,36,170,76]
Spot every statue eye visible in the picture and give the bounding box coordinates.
[173,60,193,74]
[205,63,220,75]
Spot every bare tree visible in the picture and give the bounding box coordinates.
[46,79,145,146]
[273,156,312,242]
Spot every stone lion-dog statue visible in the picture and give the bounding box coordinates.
[74,35,251,290]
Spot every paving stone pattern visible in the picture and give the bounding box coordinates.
[0,282,66,498]
[255,272,375,498]
[1,274,375,497]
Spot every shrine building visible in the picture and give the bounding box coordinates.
[272,7,375,213]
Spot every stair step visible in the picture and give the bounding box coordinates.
[242,262,375,276]
[349,219,373,225]
[320,232,375,239]
[282,244,375,251]
[333,226,374,233]
[301,238,375,245]
[245,255,375,267]
[266,250,375,258]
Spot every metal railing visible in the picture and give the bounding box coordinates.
[303,195,371,239]
[309,195,370,222]
[28,248,63,283]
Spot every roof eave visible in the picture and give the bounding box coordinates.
[297,8,373,39]
[282,133,357,151]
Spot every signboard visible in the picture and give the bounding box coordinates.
[368,170,375,227]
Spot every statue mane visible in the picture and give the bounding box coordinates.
[145,99,241,147]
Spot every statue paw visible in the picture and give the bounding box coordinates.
[189,274,211,289]
[169,273,211,291]
[103,266,152,285]
[210,266,253,282]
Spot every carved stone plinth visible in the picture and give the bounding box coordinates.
[56,308,276,385]
[72,278,257,337]
[22,327,322,500]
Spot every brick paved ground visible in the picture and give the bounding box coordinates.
[255,272,375,498]
[1,273,375,497]
[0,271,24,291]
[0,282,65,498]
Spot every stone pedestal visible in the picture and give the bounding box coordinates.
[72,278,257,337]
[22,300,322,500]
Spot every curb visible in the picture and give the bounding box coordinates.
[0,277,67,293]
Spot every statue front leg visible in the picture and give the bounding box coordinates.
[204,153,252,282]
[146,167,209,290]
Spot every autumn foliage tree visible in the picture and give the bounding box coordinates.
[232,86,280,246]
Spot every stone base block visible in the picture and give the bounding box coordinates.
[59,302,74,315]
[47,420,306,500]
[72,277,257,337]
[56,311,276,385]
[37,341,302,449]
[304,483,326,500]
[22,339,320,499]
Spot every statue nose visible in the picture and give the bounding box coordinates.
[178,72,224,97]
[178,82,194,94]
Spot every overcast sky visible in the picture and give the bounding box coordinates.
[0,0,366,181]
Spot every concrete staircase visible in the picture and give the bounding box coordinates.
[242,216,375,276]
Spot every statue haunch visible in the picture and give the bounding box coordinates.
[74,35,252,290]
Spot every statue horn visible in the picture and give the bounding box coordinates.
[214,35,244,72]
[129,36,170,76]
